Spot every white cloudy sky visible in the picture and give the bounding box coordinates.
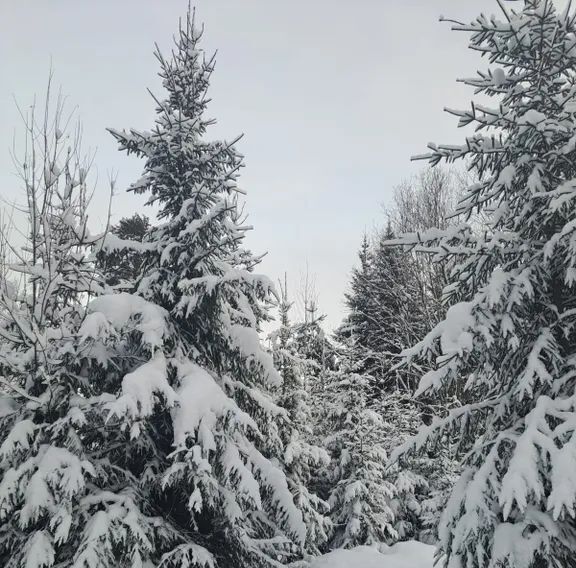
[0,0,570,330]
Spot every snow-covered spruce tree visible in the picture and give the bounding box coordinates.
[335,231,452,542]
[290,302,336,407]
[377,389,459,544]
[104,11,306,567]
[289,303,338,511]
[393,1,576,566]
[336,227,428,395]
[322,351,397,549]
[334,235,381,384]
[267,278,331,555]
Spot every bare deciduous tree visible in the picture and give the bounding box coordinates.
[0,78,110,398]
[387,167,461,330]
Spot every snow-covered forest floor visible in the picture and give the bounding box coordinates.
[311,542,435,568]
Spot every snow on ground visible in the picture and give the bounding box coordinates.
[310,541,435,568]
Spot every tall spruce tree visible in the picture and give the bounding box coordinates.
[394,1,576,566]
[104,11,306,567]
[291,307,335,406]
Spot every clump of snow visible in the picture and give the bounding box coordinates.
[486,268,509,308]
[227,323,281,386]
[491,521,545,568]
[158,543,215,568]
[78,311,113,344]
[497,164,516,189]
[439,301,475,355]
[518,109,546,126]
[493,67,506,86]
[172,361,255,447]
[548,440,576,519]
[309,541,435,568]
[84,293,168,348]
[0,419,35,459]
[108,353,177,431]
[18,446,95,529]
[101,232,155,253]
[24,530,55,568]
[248,445,306,545]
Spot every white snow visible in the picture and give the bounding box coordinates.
[486,268,509,308]
[24,530,55,568]
[108,353,177,429]
[518,109,546,126]
[247,445,307,545]
[172,361,255,447]
[309,541,435,568]
[101,232,155,253]
[17,446,94,530]
[491,521,548,568]
[548,439,576,519]
[492,67,506,86]
[439,301,475,356]
[227,323,281,386]
[497,164,516,189]
[158,543,215,568]
[0,419,35,459]
[84,293,168,349]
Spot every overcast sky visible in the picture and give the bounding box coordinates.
[0,0,569,330]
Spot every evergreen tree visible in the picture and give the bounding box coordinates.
[105,11,305,567]
[289,301,337,498]
[291,305,335,406]
[394,1,576,566]
[336,227,426,395]
[335,235,381,383]
[336,226,460,542]
[379,391,456,544]
[336,235,373,350]
[323,355,397,549]
[268,279,331,555]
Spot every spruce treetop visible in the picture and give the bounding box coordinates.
[108,10,276,382]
